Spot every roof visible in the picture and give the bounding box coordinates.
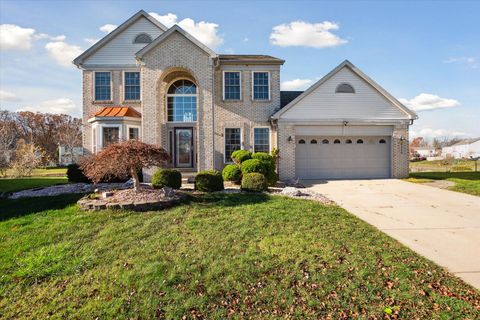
[73,10,167,67]
[280,91,303,108]
[218,54,285,65]
[137,25,217,59]
[94,107,141,118]
[452,138,480,146]
[271,60,418,120]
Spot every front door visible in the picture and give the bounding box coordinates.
[175,128,193,168]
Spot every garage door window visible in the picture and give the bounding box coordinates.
[357,139,364,144]
[310,139,317,144]
[322,139,329,144]
[298,139,305,144]
[379,139,386,144]
[253,128,270,153]
[225,128,241,162]
[334,139,341,144]
[345,139,352,144]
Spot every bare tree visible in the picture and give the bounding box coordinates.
[80,140,170,191]
[10,139,45,177]
[58,115,82,163]
[0,111,19,174]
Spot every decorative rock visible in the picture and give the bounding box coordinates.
[159,187,175,197]
[285,178,305,188]
[102,191,114,199]
[281,187,304,197]
[275,181,286,188]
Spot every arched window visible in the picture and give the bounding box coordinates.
[334,139,341,144]
[335,83,355,93]
[345,139,352,144]
[310,139,317,144]
[357,139,364,144]
[322,139,329,144]
[379,139,386,144]
[298,139,305,144]
[167,80,197,122]
[133,33,153,44]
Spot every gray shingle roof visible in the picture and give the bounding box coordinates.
[280,91,303,108]
[218,54,284,65]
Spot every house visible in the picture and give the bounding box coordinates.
[442,138,480,159]
[411,146,437,158]
[58,146,84,166]
[73,10,418,181]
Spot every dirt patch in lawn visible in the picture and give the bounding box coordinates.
[422,180,456,189]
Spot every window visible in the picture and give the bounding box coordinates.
[225,128,241,162]
[167,80,197,122]
[310,139,317,144]
[335,83,355,93]
[124,72,140,100]
[298,139,306,144]
[252,72,269,100]
[357,139,364,144]
[133,33,152,44]
[253,128,270,153]
[334,139,341,144]
[322,139,329,144]
[345,139,352,144]
[95,72,111,101]
[102,127,119,148]
[224,71,241,100]
[129,127,139,140]
[379,139,386,144]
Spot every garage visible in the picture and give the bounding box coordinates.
[295,135,391,179]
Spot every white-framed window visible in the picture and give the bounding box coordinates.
[124,71,140,101]
[252,71,270,100]
[253,127,270,153]
[223,71,241,100]
[94,71,112,101]
[102,126,120,148]
[167,79,197,122]
[224,128,242,163]
[127,125,140,140]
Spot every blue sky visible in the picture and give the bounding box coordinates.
[1,0,479,140]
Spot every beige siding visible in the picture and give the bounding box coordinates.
[281,67,407,120]
[84,17,163,66]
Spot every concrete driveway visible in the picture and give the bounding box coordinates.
[305,179,480,289]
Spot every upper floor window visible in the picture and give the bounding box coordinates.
[124,72,140,100]
[335,83,355,94]
[223,71,241,100]
[167,79,197,122]
[133,33,152,44]
[252,71,269,100]
[95,72,111,101]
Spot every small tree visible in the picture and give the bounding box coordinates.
[10,139,44,177]
[80,140,169,191]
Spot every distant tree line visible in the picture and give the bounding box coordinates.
[0,109,82,176]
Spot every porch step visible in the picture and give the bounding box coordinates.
[181,171,196,184]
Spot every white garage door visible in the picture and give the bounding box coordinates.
[296,136,391,179]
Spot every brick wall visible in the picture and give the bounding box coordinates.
[392,124,410,178]
[277,123,296,180]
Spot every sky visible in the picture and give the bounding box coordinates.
[0,0,479,140]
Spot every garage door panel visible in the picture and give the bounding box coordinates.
[295,135,391,179]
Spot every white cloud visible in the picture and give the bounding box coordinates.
[270,21,347,48]
[443,57,479,69]
[399,93,460,111]
[84,38,99,46]
[34,33,66,41]
[0,89,21,102]
[0,24,35,50]
[411,127,468,139]
[99,24,117,33]
[243,37,249,42]
[281,79,313,90]
[45,41,83,67]
[149,12,224,48]
[19,98,76,115]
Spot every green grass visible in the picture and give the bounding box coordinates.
[410,159,478,172]
[0,177,68,193]
[0,194,478,319]
[409,172,480,196]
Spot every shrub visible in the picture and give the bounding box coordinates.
[241,173,267,192]
[231,150,252,164]
[241,159,268,175]
[251,153,278,185]
[252,152,275,169]
[152,168,182,189]
[222,164,242,183]
[195,170,224,192]
[67,163,91,183]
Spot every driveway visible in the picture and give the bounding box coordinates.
[305,179,480,289]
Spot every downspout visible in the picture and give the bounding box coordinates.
[211,57,219,170]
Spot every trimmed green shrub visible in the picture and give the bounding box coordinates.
[195,170,224,192]
[231,150,252,164]
[241,173,267,192]
[252,152,275,169]
[222,164,242,183]
[152,168,182,189]
[241,159,268,175]
[67,164,91,183]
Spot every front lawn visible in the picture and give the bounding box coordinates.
[408,172,480,196]
[0,194,478,319]
[410,159,478,172]
[0,177,68,193]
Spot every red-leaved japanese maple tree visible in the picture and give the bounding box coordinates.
[81,140,169,191]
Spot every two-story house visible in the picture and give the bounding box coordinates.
[74,10,417,181]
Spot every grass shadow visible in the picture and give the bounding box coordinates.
[0,193,84,221]
[180,191,271,207]
[409,171,480,181]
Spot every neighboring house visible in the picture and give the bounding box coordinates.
[58,146,84,166]
[442,138,480,159]
[411,147,437,158]
[73,10,417,181]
